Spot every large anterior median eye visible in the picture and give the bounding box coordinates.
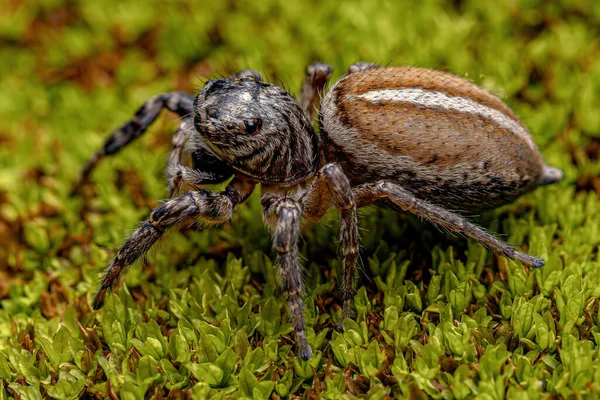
[243,118,261,134]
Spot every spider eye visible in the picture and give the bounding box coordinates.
[243,118,261,134]
[226,124,234,130]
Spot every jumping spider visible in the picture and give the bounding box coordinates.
[75,62,562,360]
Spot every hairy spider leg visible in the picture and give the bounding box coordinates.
[73,91,194,194]
[262,197,312,360]
[298,62,333,123]
[353,181,545,268]
[302,163,359,325]
[92,179,255,309]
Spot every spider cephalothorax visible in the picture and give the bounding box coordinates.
[75,62,561,360]
[194,77,319,185]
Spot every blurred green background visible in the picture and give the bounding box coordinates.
[1,0,600,398]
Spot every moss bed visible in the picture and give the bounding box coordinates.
[1,0,600,398]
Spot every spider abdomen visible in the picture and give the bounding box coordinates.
[319,67,561,211]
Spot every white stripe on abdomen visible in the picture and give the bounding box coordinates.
[354,88,535,151]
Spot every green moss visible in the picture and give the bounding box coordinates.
[1,0,599,398]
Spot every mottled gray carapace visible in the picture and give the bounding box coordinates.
[194,77,319,185]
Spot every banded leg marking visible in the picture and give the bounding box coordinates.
[303,163,359,325]
[298,62,333,123]
[263,196,312,360]
[93,179,255,309]
[354,181,545,268]
[74,92,194,193]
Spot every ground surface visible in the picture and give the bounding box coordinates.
[1,0,600,399]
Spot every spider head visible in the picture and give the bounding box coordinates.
[193,77,318,184]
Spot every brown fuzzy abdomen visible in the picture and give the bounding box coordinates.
[319,67,545,212]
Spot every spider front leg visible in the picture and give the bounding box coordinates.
[92,178,255,309]
[262,196,312,360]
[298,62,332,122]
[354,181,545,268]
[73,92,194,194]
[302,163,359,326]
